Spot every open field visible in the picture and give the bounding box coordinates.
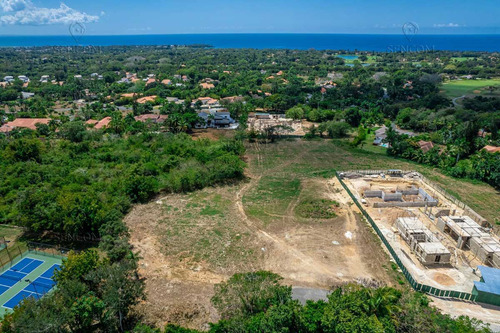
[441,78,500,98]
[125,139,500,329]
[336,54,377,65]
[451,57,476,62]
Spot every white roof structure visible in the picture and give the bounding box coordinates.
[442,216,488,238]
[397,217,428,233]
[418,242,450,255]
[473,237,500,254]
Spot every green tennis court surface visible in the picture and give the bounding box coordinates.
[0,252,62,317]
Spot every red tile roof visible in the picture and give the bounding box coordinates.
[134,114,168,123]
[136,95,157,104]
[200,82,215,89]
[2,118,50,132]
[418,140,435,153]
[95,117,111,130]
[0,124,12,133]
[482,145,500,153]
[86,117,112,130]
[121,93,136,98]
[85,119,99,125]
[221,96,244,103]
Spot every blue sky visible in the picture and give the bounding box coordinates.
[0,0,499,35]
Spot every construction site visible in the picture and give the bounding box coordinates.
[340,170,500,305]
[246,113,305,135]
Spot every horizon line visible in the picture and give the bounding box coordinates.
[1,32,500,37]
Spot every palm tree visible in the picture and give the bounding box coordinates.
[363,287,401,318]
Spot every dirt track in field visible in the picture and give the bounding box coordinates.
[125,140,395,330]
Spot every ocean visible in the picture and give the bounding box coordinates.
[0,34,499,52]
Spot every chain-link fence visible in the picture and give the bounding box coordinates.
[0,242,70,270]
[0,243,28,269]
[27,242,71,259]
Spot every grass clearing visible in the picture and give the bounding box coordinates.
[244,176,301,225]
[295,199,339,219]
[157,189,259,270]
[451,57,474,62]
[441,78,500,98]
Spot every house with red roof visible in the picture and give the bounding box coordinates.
[134,114,168,124]
[136,96,158,104]
[482,145,500,153]
[418,140,435,153]
[0,118,50,133]
[86,117,111,130]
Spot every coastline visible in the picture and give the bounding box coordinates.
[0,33,499,51]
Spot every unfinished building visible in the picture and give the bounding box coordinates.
[493,252,500,268]
[470,237,500,267]
[364,186,438,208]
[246,114,303,135]
[396,217,451,265]
[436,216,489,250]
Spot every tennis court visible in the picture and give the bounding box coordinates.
[0,253,62,316]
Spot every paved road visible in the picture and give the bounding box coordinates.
[452,95,466,107]
[292,287,330,305]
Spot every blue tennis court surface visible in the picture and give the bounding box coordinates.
[0,258,43,294]
[0,258,60,310]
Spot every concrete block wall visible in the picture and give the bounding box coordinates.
[470,238,491,264]
[400,188,419,195]
[381,192,402,202]
[436,217,447,232]
[418,188,438,204]
[492,252,500,268]
[364,190,383,198]
[373,201,438,208]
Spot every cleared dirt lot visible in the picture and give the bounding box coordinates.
[125,140,396,329]
[125,139,500,330]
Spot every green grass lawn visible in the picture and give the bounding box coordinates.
[441,78,500,98]
[336,54,377,65]
[451,57,475,62]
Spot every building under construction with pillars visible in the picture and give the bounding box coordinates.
[436,216,500,267]
[396,217,451,265]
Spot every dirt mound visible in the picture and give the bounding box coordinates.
[433,272,456,286]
